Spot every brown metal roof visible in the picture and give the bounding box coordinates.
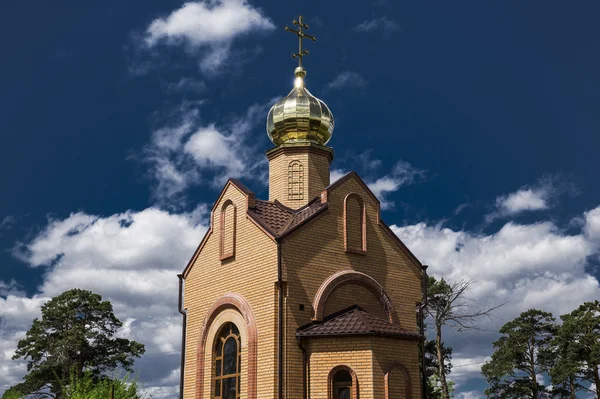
[296,305,422,340]
[248,198,328,237]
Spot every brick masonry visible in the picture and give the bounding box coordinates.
[181,146,423,399]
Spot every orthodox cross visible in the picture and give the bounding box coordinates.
[284,16,316,67]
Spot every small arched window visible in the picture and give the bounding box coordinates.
[213,322,241,399]
[344,193,366,254]
[288,160,304,201]
[328,366,358,399]
[220,200,236,261]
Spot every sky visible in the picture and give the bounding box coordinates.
[1,0,600,397]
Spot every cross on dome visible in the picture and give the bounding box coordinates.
[284,16,316,69]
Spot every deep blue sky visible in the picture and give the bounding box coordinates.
[1,1,599,397]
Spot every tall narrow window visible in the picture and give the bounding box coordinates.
[344,193,366,254]
[213,322,241,399]
[220,200,236,261]
[288,160,304,201]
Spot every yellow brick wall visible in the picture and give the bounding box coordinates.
[371,337,421,399]
[282,174,422,399]
[323,284,387,320]
[268,149,330,209]
[183,183,279,399]
[306,338,375,399]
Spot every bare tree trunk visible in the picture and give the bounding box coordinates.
[529,336,537,399]
[435,323,450,399]
[593,362,600,399]
[569,375,575,399]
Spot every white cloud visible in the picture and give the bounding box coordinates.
[391,206,600,384]
[1,207,208,398]
[487,174,578,222]
[353,16,400,33]
[366,160,425,210]
[141,99,273,205]
[330,169,348,184]
[455,391,485,399]
[145,0,274,74]
[324,71,368,92]
[584,206,600,242]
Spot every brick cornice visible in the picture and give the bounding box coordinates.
[266,142,334,163]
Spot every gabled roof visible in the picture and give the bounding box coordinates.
[296,305,422,340]
[247,197,328,238]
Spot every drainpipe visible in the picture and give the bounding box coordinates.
[421,265,429,399]
[277,240,284,399]
[297,337,307,399]
[177,274,187,399]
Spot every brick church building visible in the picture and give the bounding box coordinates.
[177,17,427,399]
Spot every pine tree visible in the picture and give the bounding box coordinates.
[481,309,557,398]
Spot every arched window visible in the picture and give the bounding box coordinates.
[328,366,358,399]
[288,160,304,201]
[344,193,366,254]
[220,200,236,261]
[213,322,241,399]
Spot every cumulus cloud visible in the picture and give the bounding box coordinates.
[330,169,348,184]
[391,206,600,385]
[141,99,273,205]
[1,207,208,398]
[353,16,401,33]
[324,71,368,92]
[487,174,578,222]
[145,0,274,74]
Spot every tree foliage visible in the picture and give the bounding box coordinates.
[481,309,557,398]
[4,289,145,399]
[550,300,600,399]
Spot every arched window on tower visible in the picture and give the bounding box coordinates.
[213,322,241,399]
[288,160,304,201]
[220,200,236,261]
[344,193,366,254]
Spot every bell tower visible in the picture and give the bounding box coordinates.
[265,16,335,209]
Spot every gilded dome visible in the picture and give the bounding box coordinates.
[266,67,334,146]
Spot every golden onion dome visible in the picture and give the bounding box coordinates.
[266,66,334,146]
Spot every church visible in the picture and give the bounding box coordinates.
[177,16,427,399]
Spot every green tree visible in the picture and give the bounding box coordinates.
[424,337,453,399]
[3,364,151,399]
[4,289,145,399]
[549,315,587,399]
[552,300,600,399]
[482,309,557,398]
[426,276,503,399]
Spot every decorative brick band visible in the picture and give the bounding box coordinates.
[196,293,257,399]
[313,270,400,325]
[384,361,413,399]
[327,365,359,399]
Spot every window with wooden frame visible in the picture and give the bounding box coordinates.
[220,200,236,261]
[328,366,358,399]
[213,322,241,399]
[344,193,367,254]
[288,160,304,201]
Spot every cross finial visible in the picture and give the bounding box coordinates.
[284,15,316,68]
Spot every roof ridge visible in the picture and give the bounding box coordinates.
[273,200,296,214]
[353,307,374,331]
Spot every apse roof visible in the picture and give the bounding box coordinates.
[296,305,422,340]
